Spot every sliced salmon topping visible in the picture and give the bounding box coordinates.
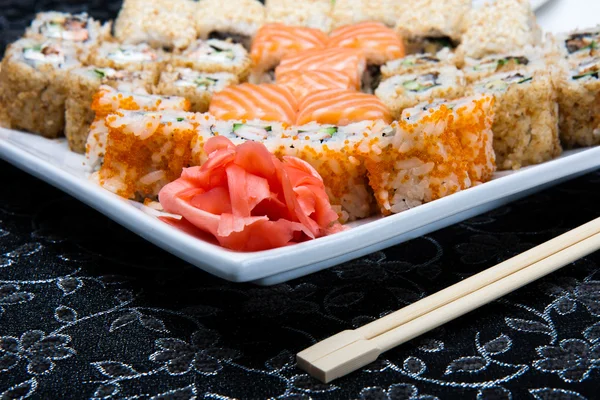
[277,69,355,102]
[275,47,366,89]
[251,23,328,73]
[296,89,392,126]
[208,83,298,124]
[328,21,405,64]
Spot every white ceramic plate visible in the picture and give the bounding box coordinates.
[531,0,549,9]
[2,127,600,285]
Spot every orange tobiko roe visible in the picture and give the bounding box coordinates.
[158,136,344,251]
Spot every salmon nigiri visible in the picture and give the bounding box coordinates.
[328,21,405,65]
[250,23,328,82]
[275,47,366,89]
[277,69,355,102]
[208,83,298,124]
[296,89,392,126]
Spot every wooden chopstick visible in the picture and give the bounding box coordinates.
[297,218,600,383]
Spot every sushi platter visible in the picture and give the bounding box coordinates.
[1,0,600,284]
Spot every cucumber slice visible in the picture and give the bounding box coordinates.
[233,123,272,132]
[320,126,338,136]
[484,79,508,91]
[195,77,217,87]
[573,70,599,80]
[403,80,422,91]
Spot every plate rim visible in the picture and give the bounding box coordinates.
[2,128,600,283]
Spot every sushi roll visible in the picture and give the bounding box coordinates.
[65,67,155,154]
[381,49,455,78]
[553,26,600,61]
[458,0,542,59]
[361,95,495,215]
[190,115,294,166]
[208,83,298,125]
[25,12,111,60]
[330,0,397,29]
[0,38,80,138]
[154,66,238,113]
[467,69,561,170]
[328,22,405,66]
[275,48,366,90]
[114,0,197,50]
[557,56,600,148]
[93,110,199,200]
[249,24,328,84]
[282,89,393,221]
[265,0,333,32]
[277,70,355,102]
[462,46,546,83]
[171,39,252,82]
[394,0,469,51]
[85,86,190,170]
[196,0,266,50]
[327,22,405,91]
[87,42,165,79]
[375,66,465,119]
[295,89,392,125]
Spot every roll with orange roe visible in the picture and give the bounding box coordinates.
[360,94,496,216]
[272,89,394,223]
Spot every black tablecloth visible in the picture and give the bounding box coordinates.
[2,2,600,399]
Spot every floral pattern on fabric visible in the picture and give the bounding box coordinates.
[1,2,600,397]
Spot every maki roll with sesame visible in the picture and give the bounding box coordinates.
[375,66,465,119]
[87,42,165,79]
[65,67,155,153]
[265,0,333,32]
[171,39,252,82]
[0,38,80,138]
[458,0,542,59]
[85,86,190,171]
[394,0,469,54]
[467,69,561,170]
[554,27,600,61]
[557,56,600,148]
[381,49,455,79]
[330,0,397,29]
[196,0,265,50]
[25,12,110,60]
[154,67,238,112]
[462,47,546,83]
[92,110,199,200]
[362,95,495,215]
[114,0,197,50]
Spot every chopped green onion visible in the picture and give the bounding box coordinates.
[518,77,533,84]
[94,68,106,78]
[176,117,185,122]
